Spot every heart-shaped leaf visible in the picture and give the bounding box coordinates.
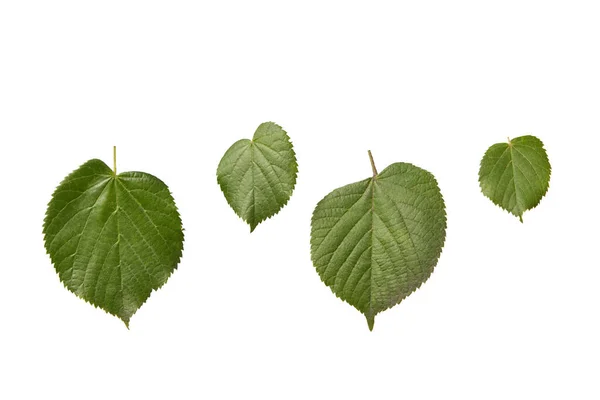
[217,122,298,232]
[310,151,446,330]
[43,149,184,327]
[478,135,551,222]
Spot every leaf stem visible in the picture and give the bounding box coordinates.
[368,150,378,177]
[113,146,117,175]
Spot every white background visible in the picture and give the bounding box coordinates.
[1,1,599,399]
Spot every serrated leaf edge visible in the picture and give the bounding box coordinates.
[43,158,185,328]
[216,121,298,232]
[310,161,447,331]
[478,134,551,222]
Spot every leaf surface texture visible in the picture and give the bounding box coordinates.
[310,155,446,330]
[43,159,184,326]
[479,135,551,222]
[217,122,298,231]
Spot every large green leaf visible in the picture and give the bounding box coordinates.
[43,153,184,327]
[478,135,551,222]
[217,122,298,232]
[310,151,446,330]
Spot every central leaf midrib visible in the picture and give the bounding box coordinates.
[114,178,124,317]
[509,145,521,216]
[367,175,427,319]
[113,176,157,323]
[369,178,375,318]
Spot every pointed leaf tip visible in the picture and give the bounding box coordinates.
[367,315,375,331]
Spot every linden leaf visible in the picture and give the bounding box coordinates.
[310,151,446,331]
[43,149,184,327]
[216,122,298,232]
[478,135,551,222]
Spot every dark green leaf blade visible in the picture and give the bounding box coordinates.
[43,159,184,327]
[478,135,551,222]
[216,122,298,232]
[310,156,446,330]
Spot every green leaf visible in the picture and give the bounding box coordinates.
[310,151,446,331]
[478,135,551,222]
[217,122,298,232]
[43,151,184,327]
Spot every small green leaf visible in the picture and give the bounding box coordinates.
[43,150,184,327]
[217,122,298,232]
[310,151,446,331]
[478,135,551,222]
